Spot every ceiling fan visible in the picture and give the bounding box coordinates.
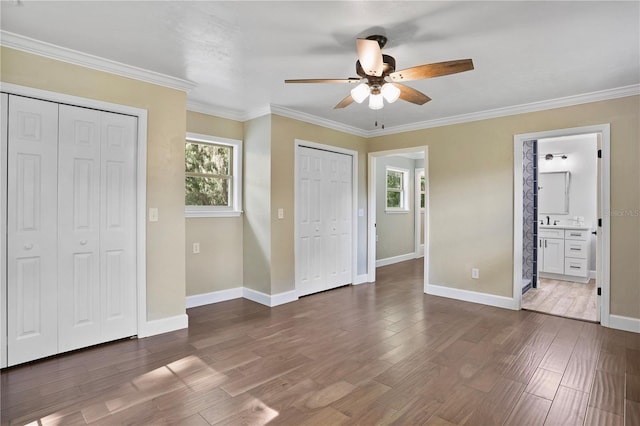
[285,35,474,110]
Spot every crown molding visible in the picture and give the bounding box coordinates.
[1,31,196,92]
[368,84,640,137]
[269,105,368,138]
[186,99,246,122]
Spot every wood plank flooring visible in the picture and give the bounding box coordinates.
[2,259,639,425]
[522,278,597,322]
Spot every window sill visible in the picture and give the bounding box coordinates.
[385,209,410,214]
[185,209,243,218]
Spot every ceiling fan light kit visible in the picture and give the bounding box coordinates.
[285,34,474,112]
[351,83,370,103]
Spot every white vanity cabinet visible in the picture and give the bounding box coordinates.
[538,226,590,283]
[539,228,565,274]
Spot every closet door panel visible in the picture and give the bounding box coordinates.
[296,147,325,296]
[336,155,352,285]
[100,112,136,340]
[7,96,59,366]
[58,105,102,352]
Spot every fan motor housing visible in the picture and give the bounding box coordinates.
[356,54,396,78]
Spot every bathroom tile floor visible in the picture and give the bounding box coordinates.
[523,278,597,322]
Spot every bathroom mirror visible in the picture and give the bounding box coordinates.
[539,171,570,214]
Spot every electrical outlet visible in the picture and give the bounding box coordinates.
[277,208,284,219]
[192,242,200,254]
[376,234,379,242]
[472,268,479,279]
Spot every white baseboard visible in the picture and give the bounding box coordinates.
[243,288,298,307]
[270,290,298,307]
[425,283,518,311]
[138,314,189,338]
[186,287,243,308]
[376,252,416,267]
[608,314,640,334]
[353,274,370,285]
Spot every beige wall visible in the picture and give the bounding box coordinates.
[243,115,272,294]
[270,114,368,294]
[376,156,417,260]
[185,111,244,296]
[368,96,640,319]
[1,47,187,320]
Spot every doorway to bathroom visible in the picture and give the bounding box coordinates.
[513,124,610,325]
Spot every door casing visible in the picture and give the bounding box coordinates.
[513,124,610,326]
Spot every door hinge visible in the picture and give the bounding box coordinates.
[597,287,602,296]
[598,218,602,227]
[597,149,602,158]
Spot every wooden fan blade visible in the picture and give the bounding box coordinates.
[389,59,474,82]
[356,38,383,77]
[394,83,431,105]
[285,78,361,84]
[334,94,354,109]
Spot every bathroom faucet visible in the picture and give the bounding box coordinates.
[546,216,550,225]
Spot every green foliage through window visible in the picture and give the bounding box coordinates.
[386,169,405,209]
[185,141,232,207]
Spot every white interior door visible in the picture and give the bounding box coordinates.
[58,105,102,352]
[99,111,137,341]
[297,147,325,296]
[324,151,352,288]
[7,95,59,365]
[5,97,137,365]
[296,146,352,296]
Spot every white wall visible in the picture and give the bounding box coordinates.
[538,134,598,267]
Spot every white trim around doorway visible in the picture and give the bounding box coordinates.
[513,124,611,327]
[367,146,429,287]
[0,82,157,340]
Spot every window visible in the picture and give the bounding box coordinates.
[386,167,410,212]
[185,133,242,217]
[420,174,426,209]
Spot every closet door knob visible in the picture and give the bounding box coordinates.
[80,240,88,245]
[23,243,33,250]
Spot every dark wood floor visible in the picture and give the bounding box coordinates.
[2,259,639,425]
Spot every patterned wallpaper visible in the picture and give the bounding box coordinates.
[522,140,538,290]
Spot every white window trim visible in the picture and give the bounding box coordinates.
[385,166,410,213]
[185,132,243,218]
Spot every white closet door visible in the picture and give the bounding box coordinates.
[7,95,59,366]
[100,111,136,341]
[324,152,352,287]
[296,146,352,297]
[296,147,325,296]
[58,105,102,352]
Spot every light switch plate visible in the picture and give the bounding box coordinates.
[149,208,158,222]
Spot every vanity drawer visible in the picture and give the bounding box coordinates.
[565,240,588,259]
[565,229,589,241]
[539,228,564,239]
[565,258,588,277]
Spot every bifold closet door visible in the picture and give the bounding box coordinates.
[7,96,59,365]
[57,105,137,352]
[5,97,137,365]
[296,147,352,297]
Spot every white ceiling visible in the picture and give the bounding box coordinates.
[2,1,638,134]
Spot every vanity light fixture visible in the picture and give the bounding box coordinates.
[544,153,568,160]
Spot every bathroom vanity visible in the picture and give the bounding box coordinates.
[538,225,591,283]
